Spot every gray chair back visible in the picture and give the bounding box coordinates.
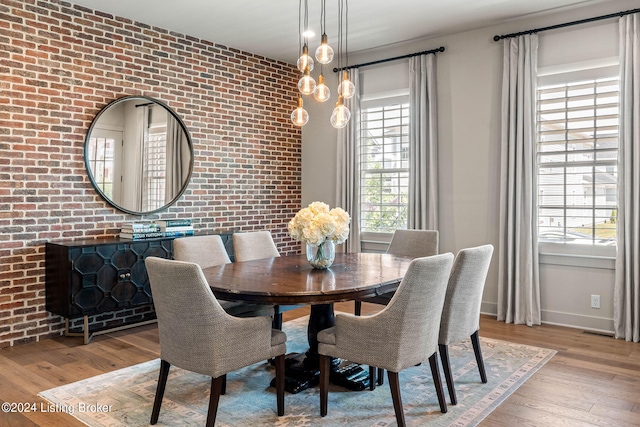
[387,229,439,258]
[233,231,280,262]
[145,257,278,378]
[323,253,454,372]
[173,235,231,268]
[439,244,494,345]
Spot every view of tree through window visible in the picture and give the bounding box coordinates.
[537,77,619,245]
[360,103,410,233]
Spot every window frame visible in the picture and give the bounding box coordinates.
[358,95,410,240]
[536,72,619,260]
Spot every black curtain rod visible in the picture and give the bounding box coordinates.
[332,46,445,72]
[135,102,154,108]
[494,7,640,41]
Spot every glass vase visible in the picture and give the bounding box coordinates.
[306,240,336,269]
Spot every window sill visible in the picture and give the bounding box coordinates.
[539,242,616,269]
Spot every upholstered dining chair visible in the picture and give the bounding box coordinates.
[355,229,439,388]
[145,257,286,427]
[173,235,273,318]
[354,229,439,315]
[317,253,454,427]
[232,231,299,329]
[438,244,494,405]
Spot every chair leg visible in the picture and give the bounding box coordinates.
[354,300,362,316]
[377,367,384,386]
[272,305,283,330]
[428,353,448,414]
[221,374,226,395]
[387,371,406,427]
[150,359,170,425]
[319,354,331,417]
[369,366,376,390]
[275,354,285,416]
[471,330,487,383]
[438,344,457,405]
[206,376,224,427]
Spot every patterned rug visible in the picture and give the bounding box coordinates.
[39,316,555,427]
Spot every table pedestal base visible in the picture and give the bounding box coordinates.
[271,353,372,394]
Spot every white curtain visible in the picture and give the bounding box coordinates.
[497,34,541,326]
[614,13,640,343]
[165,113,189,203]
[131,106,148,212]
[336,70,362,253]
[408,54,438,230]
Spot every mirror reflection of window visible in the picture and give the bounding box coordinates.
[143,113,168,212]
[87,130,119,199]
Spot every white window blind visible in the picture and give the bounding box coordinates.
[537,77,619,245]
[359,102,410,233]
[143,124,167,212]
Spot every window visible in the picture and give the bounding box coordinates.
[537,77,619,246]
[87,131,117,199]
[359,102,410,233]
[142,123,167,212]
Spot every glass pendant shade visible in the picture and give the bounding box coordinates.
[331,96,351,128]
[313,74,330,102]
[297,44,314,72]
[291,97,309,126]
[315,34,334,64]
[338,70,355,99]
[298,67,316,95]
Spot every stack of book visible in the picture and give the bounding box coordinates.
[155,219,194,237]
[120,222,164,240]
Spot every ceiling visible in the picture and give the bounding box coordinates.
[70,0,611,64]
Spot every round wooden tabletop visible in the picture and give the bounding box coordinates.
[201,252,414,305]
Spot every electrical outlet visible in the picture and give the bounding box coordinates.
[591,294,601,309]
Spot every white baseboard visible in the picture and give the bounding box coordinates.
[480,302,615,335]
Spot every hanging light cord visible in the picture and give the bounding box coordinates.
[337,0,343,71]
[344,0,349,69]
[320,0,326,36]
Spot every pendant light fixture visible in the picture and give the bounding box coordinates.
[314,73,331,102]
[291,0,353,127]
[298,66,317,95]
[291,96,309,126]
[330,95,351,128]
[331,0,352,128]
[315,0,334,65]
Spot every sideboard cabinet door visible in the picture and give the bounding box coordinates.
[46,238,173,319]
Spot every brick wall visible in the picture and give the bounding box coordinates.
[0,0,302,347]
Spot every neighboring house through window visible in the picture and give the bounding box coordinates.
[537,74,619,248]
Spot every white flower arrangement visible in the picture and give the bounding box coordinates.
[288,201,350,246]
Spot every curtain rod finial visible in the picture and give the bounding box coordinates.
[493,35,501,42]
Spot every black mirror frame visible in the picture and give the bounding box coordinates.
[84,95,194,216]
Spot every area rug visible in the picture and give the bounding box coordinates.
[39,316,555,427]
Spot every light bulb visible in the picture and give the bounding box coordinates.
[315,34,334,64]
[296,44,314,72]
[298,67,316,95]
[291,97,309,126]
[338,70,355,99]
[313,74,330,102]
[331,96,351,128]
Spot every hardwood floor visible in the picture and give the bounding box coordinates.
[0,302,638,426]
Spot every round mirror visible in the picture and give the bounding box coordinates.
[84,96,194,215]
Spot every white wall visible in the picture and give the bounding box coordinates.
[302,0,639,332]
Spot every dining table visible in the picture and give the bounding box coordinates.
[201,252,414,393]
